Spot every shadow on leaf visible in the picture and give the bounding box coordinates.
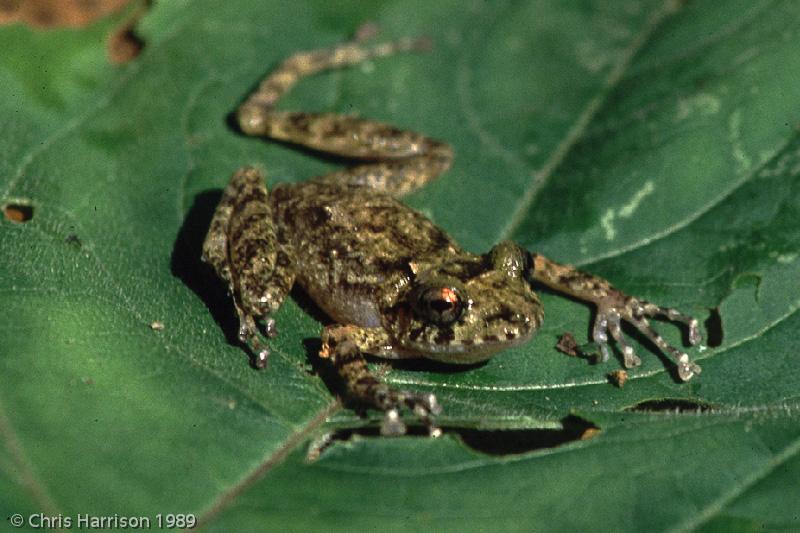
[626,398,713,412]
[705,307,723,347]
[309,415,600,460]
[171,189,243,350]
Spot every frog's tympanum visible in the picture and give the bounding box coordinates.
[202,30,702,435]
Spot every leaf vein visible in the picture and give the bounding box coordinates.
[669,430,800,533]
[574,128,800,268]
[0,396,60,514]
[498,0,685,241]
[195,400,341,527]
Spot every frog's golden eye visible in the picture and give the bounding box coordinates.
[416,286,463,326]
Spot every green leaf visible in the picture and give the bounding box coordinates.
[2,1,799,531]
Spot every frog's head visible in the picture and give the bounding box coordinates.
[396,241,543,364]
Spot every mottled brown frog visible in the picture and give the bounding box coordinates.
[202,29,702,436]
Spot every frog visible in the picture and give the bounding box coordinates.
[201,27,702,436]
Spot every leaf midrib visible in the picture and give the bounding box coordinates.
[0,396,60,516]
[194,400,341,528]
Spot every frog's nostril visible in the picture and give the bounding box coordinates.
[510,312,529,325]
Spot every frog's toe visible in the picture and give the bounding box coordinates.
[246,337,271,369]
[380,409,407,436]
[407,392,441,416]
[236,314,274,369]
[378,390,442,437]
[404,391,442,433]
[607,310,642,368]
[626,311,702,381]
[634,301,702,346]
[677,358,702,381]
[254,347,270,369]
[591,312,612,363]
[593,308,642,367]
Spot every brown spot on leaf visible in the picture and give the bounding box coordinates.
[580,427,601,440]
[107,20,144,64]
[0,0,130,28]
[0,0,149,65]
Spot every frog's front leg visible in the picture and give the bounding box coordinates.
[321,325,442,436]
[528,253,702,380]
[202,167,296,368]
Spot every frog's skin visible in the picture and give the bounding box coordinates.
[202,29,702,436]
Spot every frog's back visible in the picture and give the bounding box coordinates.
[271,181,462,324]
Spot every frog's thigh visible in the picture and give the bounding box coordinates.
[241,110,453,197]
[202,167,296,335]
[314,147,452,197]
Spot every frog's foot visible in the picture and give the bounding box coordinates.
[592,299,702,381]
[527,252,702,380]
[237,312,278,369]
[377,388,443,437]
[322,325,444,436]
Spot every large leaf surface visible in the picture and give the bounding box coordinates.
[1,1,799,530]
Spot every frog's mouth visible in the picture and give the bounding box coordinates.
[399,328,536,365]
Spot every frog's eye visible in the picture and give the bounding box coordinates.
[416,286,464,326]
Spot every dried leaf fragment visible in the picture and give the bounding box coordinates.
[0,0,130,29]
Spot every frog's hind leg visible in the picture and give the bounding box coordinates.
[236,28,453,197]
[202,167,296,368]
[321,325,442,436]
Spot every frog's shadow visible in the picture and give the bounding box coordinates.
[172,189,242,348]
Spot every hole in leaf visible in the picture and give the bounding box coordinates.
[627,398,712,412]
[65,233,82,247]
[3,203,34,222]
[705,307,723,347]
[456,415,599,456]
[309,415,600,460]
